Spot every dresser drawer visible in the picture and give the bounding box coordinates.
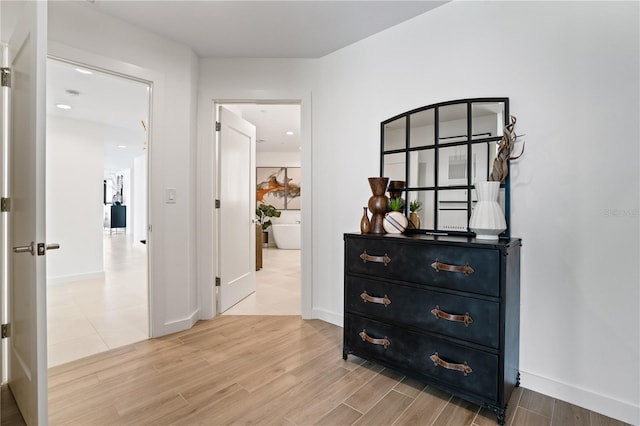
[346,277,500,348]
[345,237,500,297]
[345,315,499,401]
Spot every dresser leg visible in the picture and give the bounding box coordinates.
[489,406,506,425]
[342,350,348,360]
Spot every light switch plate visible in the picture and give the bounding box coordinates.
[166,188,177,204]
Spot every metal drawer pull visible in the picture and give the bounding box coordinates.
[430,352,473,376]
[359,329,390,349]
[431,305,473,327]
[360,291,391,307]
[431,258,474,276]
[360,251,391,266]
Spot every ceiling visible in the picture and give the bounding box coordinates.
[43,1,447,169]
[86,1,447,59]
[47,59,150,174]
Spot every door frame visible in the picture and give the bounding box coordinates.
[201,96,312,319]
[46,41,159,335]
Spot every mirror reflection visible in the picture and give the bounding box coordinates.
[408,150,435,188]
[438,104,468,143]
[383,152,406,182]
[381,98,510,236]
[472,102,505,140]
[383,116,406,151]
[409,109,435,148]
[437,189,468,232]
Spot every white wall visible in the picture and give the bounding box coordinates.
[48,1,200,336]
[307,1,639,423]
[256,151,300,168]
[46,116,104,283]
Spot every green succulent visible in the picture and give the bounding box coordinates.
[409,200,423,213]
[388,197,405,212]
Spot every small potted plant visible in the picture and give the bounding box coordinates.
[388,197,405,212]
[256,203,281,245]
[409,200,422,229]
[384,198,408,233]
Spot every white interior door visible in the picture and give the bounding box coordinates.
[3,1,49,424]
[218,106,256,312]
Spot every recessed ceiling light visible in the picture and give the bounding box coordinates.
[56,104,71,110]
[117,145,127,149]
[285,131,294,136]
[75,68,93,75]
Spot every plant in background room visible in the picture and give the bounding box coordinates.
[256,203,281,246]
[256,203,281,231]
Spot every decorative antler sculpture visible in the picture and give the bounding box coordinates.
[488,116,525,183]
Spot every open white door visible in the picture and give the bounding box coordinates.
[218,106,256,312]
[2,1,49,424]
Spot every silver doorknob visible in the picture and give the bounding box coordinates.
[36,242,60,256]
[13,242,35,255]
[12,242,60,256]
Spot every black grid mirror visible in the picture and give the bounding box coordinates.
[380,98,511,237]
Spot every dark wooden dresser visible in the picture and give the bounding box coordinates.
[343,233,521,424]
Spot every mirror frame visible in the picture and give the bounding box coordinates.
[380,97,511,238]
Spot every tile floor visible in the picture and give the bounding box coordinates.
[46,233,149,367]
[223,247,301,315]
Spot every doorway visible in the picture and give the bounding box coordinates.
[217,102,303,315]
[45,58,150,366]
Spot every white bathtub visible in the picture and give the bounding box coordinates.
[271,223,301,250]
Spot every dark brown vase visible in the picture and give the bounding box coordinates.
[360,207,370,234]
[367,177,389,234]
[388,180,405,200]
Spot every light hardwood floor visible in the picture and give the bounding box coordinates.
[44,315,629,426]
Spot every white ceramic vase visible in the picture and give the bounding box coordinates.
[469,180,506,240]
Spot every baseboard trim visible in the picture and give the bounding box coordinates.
[47,271,105,285]
[312,308,342,327]
[520,370,639,425]
[153,309,199,338]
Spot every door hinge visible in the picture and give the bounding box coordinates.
[215,277,221,287]
[215,121,221,131]
[1,197,9,212]
[215,199,220,208]
[1,68,10,88]
[2,324,9,339]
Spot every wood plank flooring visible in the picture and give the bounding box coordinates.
[43,316,629,425]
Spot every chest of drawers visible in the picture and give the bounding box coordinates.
[343,233,521,425]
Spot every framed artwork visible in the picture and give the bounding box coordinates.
[256,167,301,210]
[285,167,301,209]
